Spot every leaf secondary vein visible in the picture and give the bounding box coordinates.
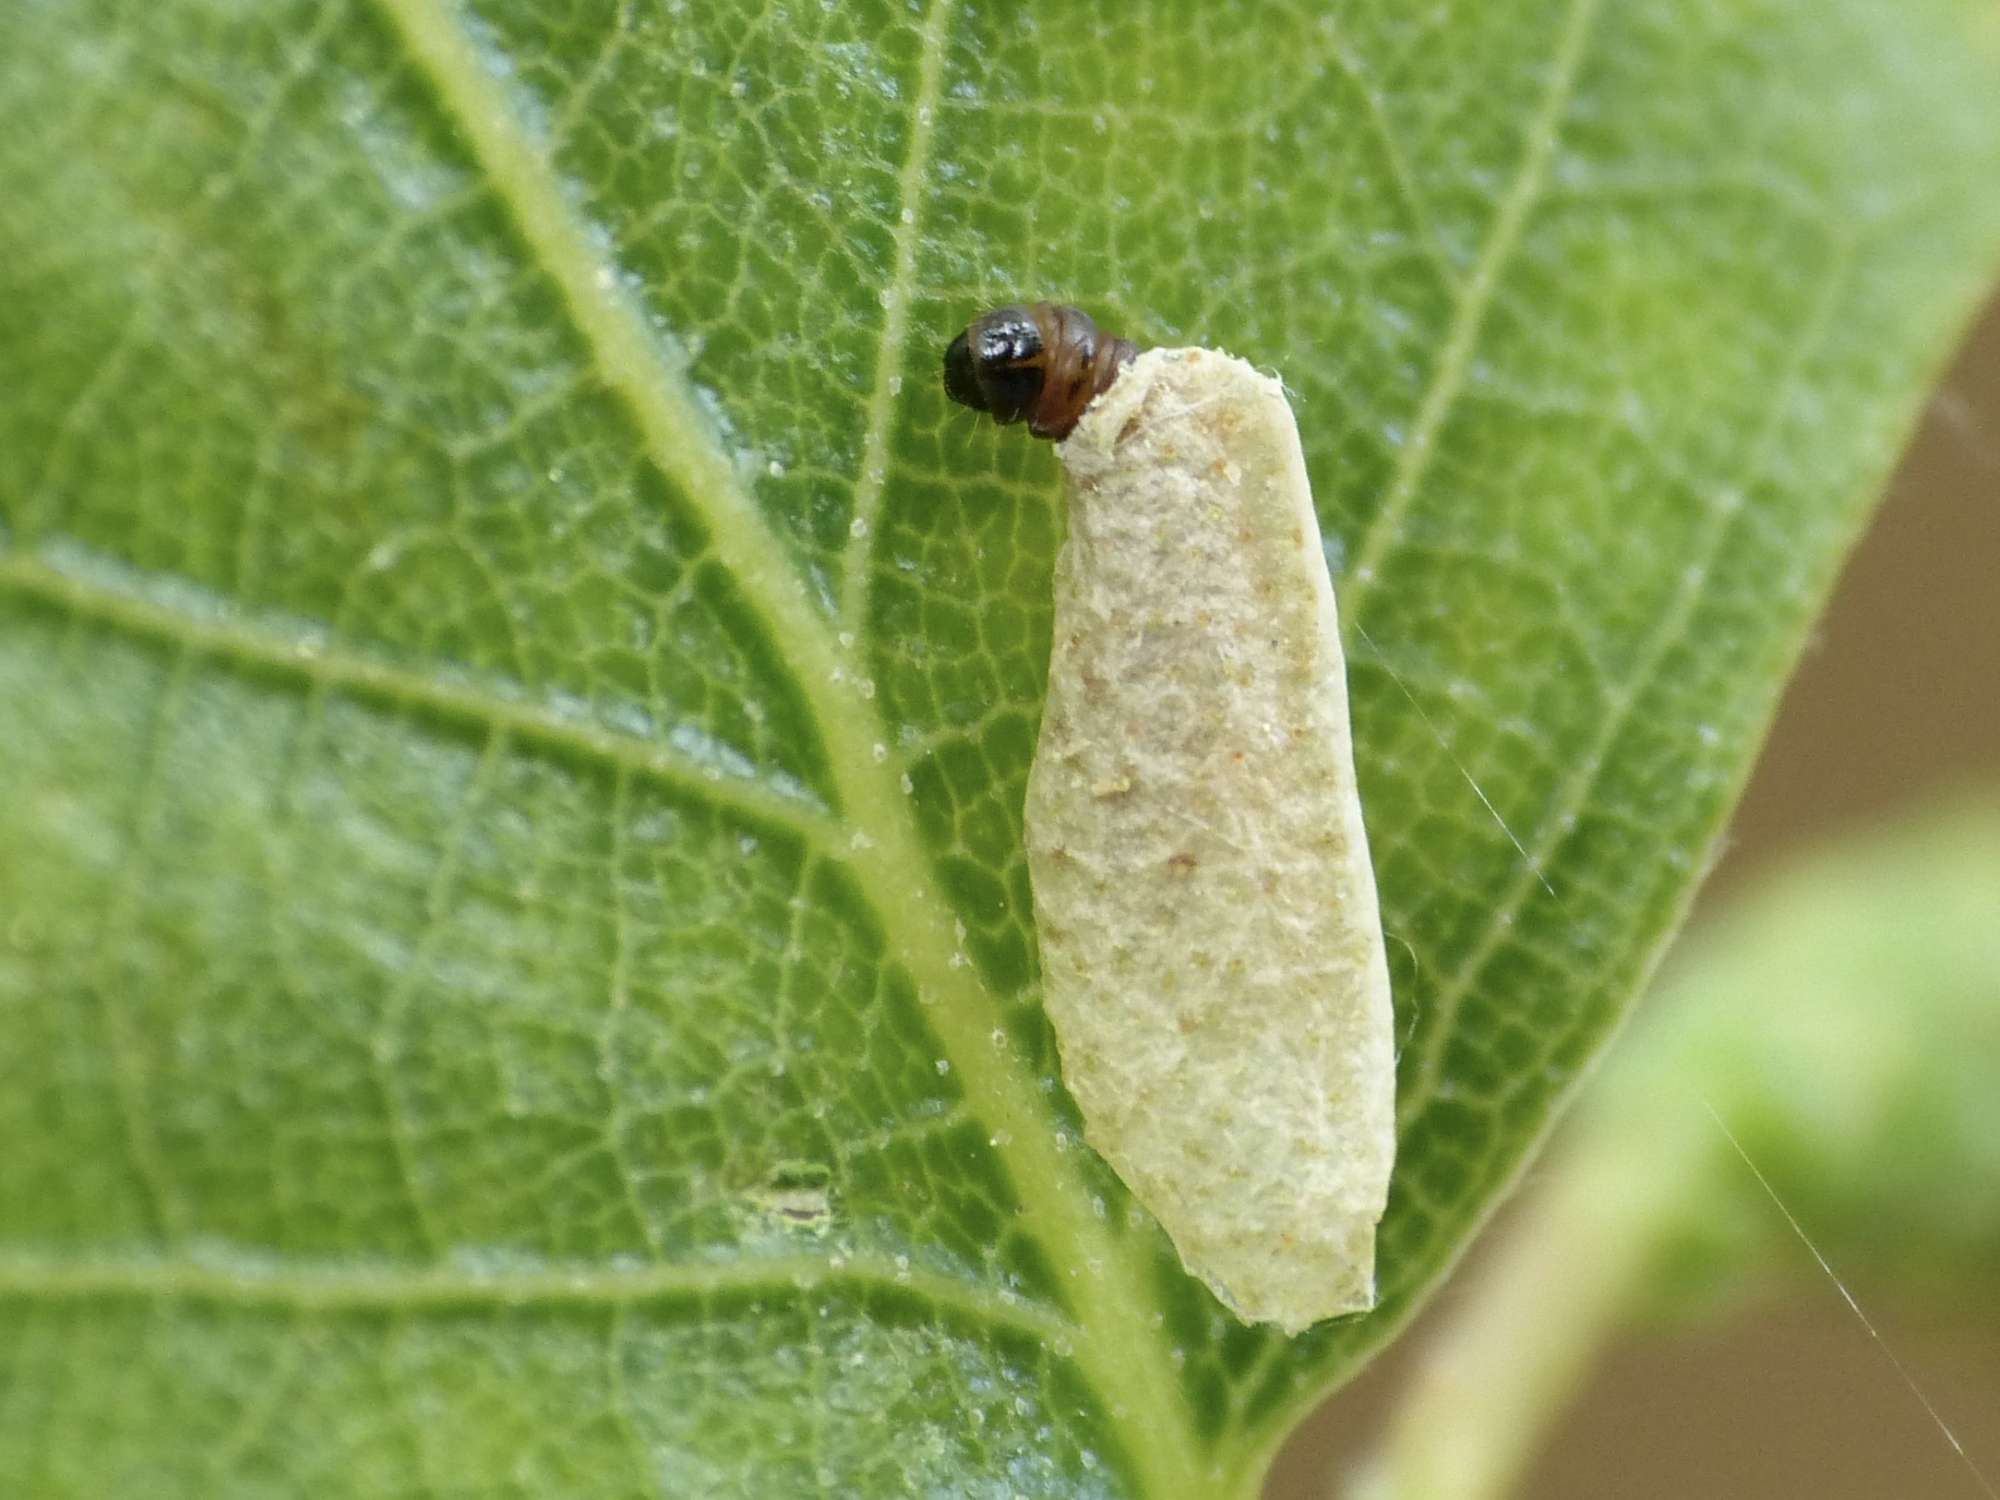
[0,546,828,840]
[839,0,955,638]
[0,1251,1071,1342]
[1337,0,1602,621]
[1316,15,1462,294]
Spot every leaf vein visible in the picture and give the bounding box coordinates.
[0,544,835,842]
[1338,0,1603,618]
[839,0,956,637]
[1316,16,1462,294]
[0,1251,1073,1343]
[369,724,511,1255]
[87,642,200,1244]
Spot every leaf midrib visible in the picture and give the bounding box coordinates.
[335,0,1212,1492]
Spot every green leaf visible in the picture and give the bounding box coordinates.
[1,1,1996,1495]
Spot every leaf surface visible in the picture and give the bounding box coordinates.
[2,1,1998,1495]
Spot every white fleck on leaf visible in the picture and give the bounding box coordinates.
[1027,347,1396,1333]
